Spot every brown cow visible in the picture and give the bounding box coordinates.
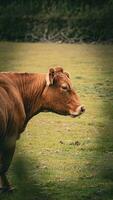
[0,67,85,192]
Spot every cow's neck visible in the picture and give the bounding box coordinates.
[17,73,46,121]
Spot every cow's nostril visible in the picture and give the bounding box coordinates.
[81,106,85,113]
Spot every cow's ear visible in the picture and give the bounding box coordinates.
[64,72,70,78]
[46,68,55,86]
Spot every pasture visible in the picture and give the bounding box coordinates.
[0,42,113,200]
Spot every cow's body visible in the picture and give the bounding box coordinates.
[0,67,85,192]
[0,73,46,139]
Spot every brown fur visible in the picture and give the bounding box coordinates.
[0,67,83,191]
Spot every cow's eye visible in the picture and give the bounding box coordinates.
[61,84,68,91]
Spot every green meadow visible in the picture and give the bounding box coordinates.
[0,42,113,200]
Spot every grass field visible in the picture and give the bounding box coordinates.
[0,42,113,200]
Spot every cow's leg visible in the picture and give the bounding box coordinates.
[0,142,16,192]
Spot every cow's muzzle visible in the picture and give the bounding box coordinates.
[70,105,85,118]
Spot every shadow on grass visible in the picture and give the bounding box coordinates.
[1,155,98,200]
[11,156,51,200]
[0,156,92,200]
[2,147,112,200]
[1,156,53,200]
[85,46,113,200]
[97,51,113,200]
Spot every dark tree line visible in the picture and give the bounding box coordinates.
[0,0,109,6]
[0,0,113,42]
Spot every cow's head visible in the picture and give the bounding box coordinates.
[42,67,85,117]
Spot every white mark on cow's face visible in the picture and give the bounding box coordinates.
[69,105,85,118]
